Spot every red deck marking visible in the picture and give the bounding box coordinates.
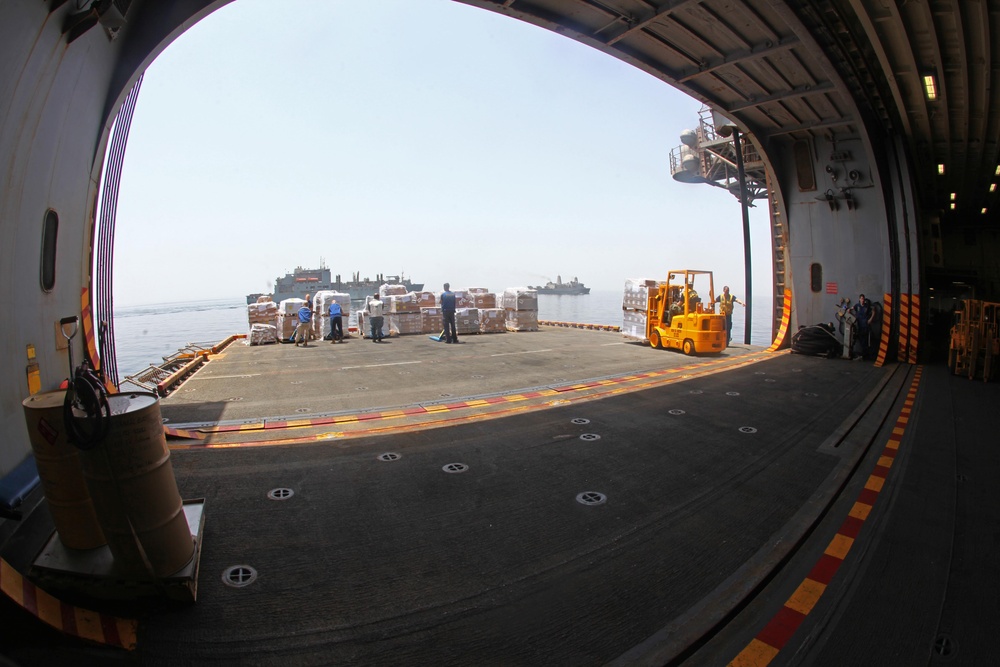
[729,367,923,666]
[755,606,807,650]
[838,515,865,540]
[807,554,843,585]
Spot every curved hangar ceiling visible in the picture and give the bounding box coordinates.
[462,0,1000,228]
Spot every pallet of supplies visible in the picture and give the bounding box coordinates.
[247,323,278,346]
[456,308,480,335]
[277,298,307,342]
[621,310,649,342]
[388,292,420,314]
[313,291,350,339]
[479,308,506,333]
[473,292,497,309]
[622,278,657,311]
[389,312,423,335]
[420,307,442,334]
[501,288,539,331]
[379,283,407,298]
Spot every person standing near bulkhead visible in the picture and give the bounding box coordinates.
[440,283,458,344]
[295,298,313,347]
[715,285,744,346]
[367,293,384,343]
[328,299,343,343]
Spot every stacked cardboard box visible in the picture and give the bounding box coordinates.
[389,312,423,335]
[247,323,278,346]
[421,307,442,334]
[455,308,480,334]
[416,291,437,308]
[473,292,497,309]
[479,308,506,333]
[388,292,420,314]
[379,283,407,298]
[277,298,307,342]
[247,300,278,331]
[622,278,656,342]
[500,288,539,331]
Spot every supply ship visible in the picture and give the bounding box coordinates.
[530,275,590,295]
[246,263,423,303]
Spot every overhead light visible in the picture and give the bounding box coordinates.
[996,165,1000,176]
[950,192,956,200]
[991,184,997,193]
[983,207,988,214]
[938,164,945,175]
[950,203,956,210]
[923,74,938,100]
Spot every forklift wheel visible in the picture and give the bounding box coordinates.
[650,330,663,349]
[682,339,695,355]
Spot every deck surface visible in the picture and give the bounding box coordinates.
[2,327,998,665]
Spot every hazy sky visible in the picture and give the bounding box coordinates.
[113,0,773,306]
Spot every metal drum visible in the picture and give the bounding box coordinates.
[21,391,107,550]
[77,392,194,578]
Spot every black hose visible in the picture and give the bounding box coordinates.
[63,363,111,451]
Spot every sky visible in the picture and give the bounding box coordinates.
[112,0,773,307]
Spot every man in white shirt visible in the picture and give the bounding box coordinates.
[367,293,385,343]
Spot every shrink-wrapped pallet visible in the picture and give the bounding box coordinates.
[456,308,480,335]
[621,309,649,342]
[499,288,538,311]
[505,310,539,332]
[247,323,278,346]
[479,308,506,333]
[416,291,437,308]
[379,283,407,298]
[388,292,420,314]
[421,307,442,334]
[256,295,273,304]
[466,286,490,295]
[247,300,278,329]
[623,278,657,311]
[389,312,423,335]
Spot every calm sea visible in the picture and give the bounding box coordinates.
[112,291,775,379]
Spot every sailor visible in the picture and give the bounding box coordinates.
[328,299,343,343]
[294,298,313,347]
[715,286,744,345]
[440,282,459,344]
[367,292,385,342]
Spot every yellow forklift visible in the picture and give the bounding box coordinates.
[646,269,727,354]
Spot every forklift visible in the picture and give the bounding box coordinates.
[645,269,727,354]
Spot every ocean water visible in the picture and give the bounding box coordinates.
[112,291,775,379]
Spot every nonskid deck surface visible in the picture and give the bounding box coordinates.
[158,327,772,443]
[127,333,900,665]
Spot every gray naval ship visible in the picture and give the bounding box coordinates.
[247,264,424,303]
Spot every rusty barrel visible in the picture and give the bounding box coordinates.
[77,392,193,578]
[21,391,107,550]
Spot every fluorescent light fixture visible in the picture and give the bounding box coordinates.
[991,184,997,193]
[983,207,988,214]
[950,203,956,210]
[950,192,956,200]
[938,164,945,175]
[923,74,938,100]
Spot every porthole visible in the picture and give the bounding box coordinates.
[40,209,59,292]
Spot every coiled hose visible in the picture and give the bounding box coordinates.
[63,362,111,451]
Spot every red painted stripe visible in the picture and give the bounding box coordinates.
[857,487,880,508]
[807,553,843,585]
[872,464,891,478]
[756,605,807,649]
[101,613,122,646]
[838,515,865,539]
